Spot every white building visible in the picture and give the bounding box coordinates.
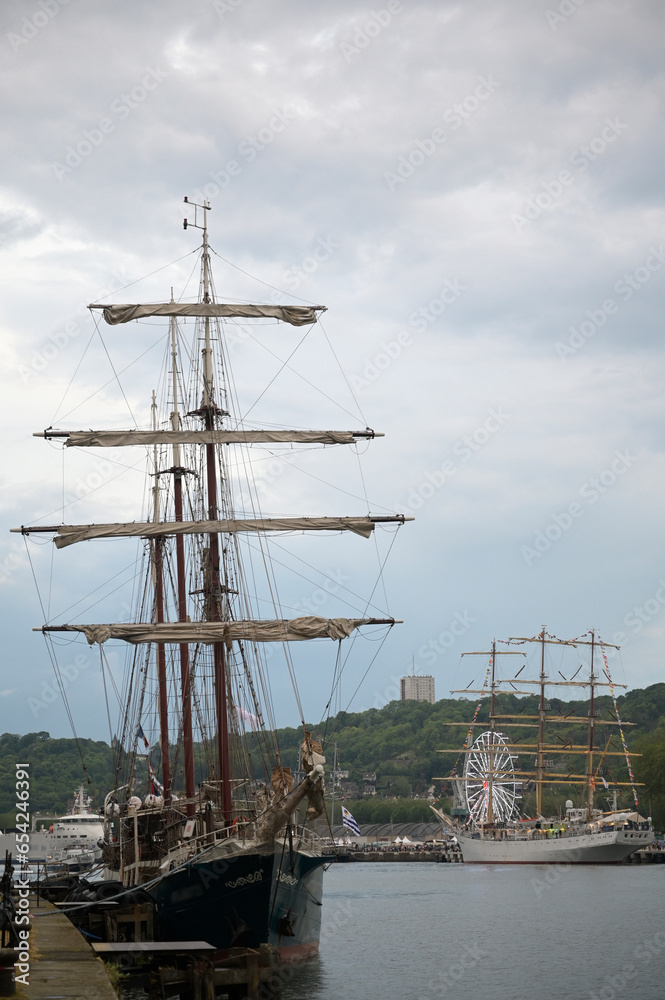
[400,675,435,704]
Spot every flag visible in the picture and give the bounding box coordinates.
[342,805,360,836]
[235,706,260,730]
[137,725,149,749]
[148,760,163,795]
[601,776,609,790]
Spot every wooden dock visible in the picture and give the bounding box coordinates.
[19,891,283,999]
[14,893,118,999]
[623,848,665,864]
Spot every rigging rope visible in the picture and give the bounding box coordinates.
[318,316,367,425]
[448,660,493,779]
[599,643,639,808]
[237,323,366,425]
[321,527,401,725]
[23,538,91,787]
[96,326,138,428]
[322,628,392,745]
[52,323,165,425]
[99,646,114,746]
[239,326,315,423]
[209,246,321,306]
[50,326,98,426]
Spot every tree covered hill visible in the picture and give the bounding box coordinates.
[262,684,665,792]
[2,683,664,826]
[0,731,115,820]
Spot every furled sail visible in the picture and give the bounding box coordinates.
[49,516,395,548]
[36,429,382,447]
[39,616,398,645]
[89,302,324,327]
[14,516,410,548]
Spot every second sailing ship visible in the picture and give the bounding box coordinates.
[438,629,653,863]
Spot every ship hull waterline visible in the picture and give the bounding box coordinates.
[112,844,326,960]
[456,827,653,864]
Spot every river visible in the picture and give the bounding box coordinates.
[281,862,664,1000]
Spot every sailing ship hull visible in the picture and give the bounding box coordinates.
[149,845,326,958]
[457,827,654,864]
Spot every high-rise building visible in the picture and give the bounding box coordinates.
[400,674,435,704]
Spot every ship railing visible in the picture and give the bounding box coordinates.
[159,820,253,868]
[293,825,319,850]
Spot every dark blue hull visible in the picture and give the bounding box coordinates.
[150,847,326,958]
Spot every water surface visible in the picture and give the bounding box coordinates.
[282,862,664,1000]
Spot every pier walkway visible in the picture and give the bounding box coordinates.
[16,894,117,999]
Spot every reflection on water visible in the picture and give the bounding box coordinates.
[110,863,664,1000]
[279,956,326,999]
[283,862,664,1000]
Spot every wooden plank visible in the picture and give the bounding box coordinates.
[247,951,259,1000]
[17,896,117,1000]
[93,940,215,953]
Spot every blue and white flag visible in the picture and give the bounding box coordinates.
[342,805,360,836]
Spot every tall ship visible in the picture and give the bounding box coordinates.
[15,199,409,955]
[438,629,653,863]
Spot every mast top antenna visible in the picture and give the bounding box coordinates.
[183,196,212,231]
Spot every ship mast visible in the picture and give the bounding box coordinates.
[488,639,496,824]
[169,295,196,816]
[152,391,171,804]
[537,626,546,817]
[587,629,596,817]
[26,197,411,839]
[186,198,233,821]
[453,643,525,828]
[503,630,620,816]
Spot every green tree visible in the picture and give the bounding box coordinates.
[634,728,665,830]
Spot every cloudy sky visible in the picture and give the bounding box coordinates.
[1,0,664,743]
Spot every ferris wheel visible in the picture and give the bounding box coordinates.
[464,731,521,826]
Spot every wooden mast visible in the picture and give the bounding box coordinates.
[152,391,171,805]
[195,200,233,822]
[504,630,620,816]
[588,629,596,818]
[169,299,196,817]
[440,634,640,808]
[537,627,546,817]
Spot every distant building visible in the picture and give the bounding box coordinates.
[400,674,435,704]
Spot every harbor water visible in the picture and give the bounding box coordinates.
[280,862,664,1000]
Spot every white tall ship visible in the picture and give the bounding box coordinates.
[439,629,654,864]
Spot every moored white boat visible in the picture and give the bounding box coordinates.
[457,812,653,864]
